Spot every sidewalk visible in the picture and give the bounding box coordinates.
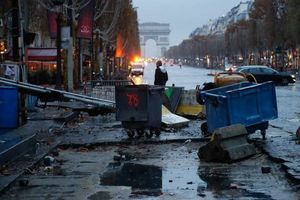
[0,107,71,192]
[0,105,205,193]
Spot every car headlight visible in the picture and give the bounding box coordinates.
[291,75,295,78]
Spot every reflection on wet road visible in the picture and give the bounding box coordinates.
[131,76,143,85]
[101,163,162,196]
[2,141,300,199]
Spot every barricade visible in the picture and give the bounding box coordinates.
[198,124,256,163]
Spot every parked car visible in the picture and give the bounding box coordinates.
[235,65,296,85]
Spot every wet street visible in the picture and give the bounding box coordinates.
[2,143,299,199]
[1,0,300,199]
[139,62,219,89]
[1,63,300,199]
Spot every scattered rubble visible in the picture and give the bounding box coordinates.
[229,183,238,189]
[261,166,271,174]
[43,156,55,166]
[198,124,256,163]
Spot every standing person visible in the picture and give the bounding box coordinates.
[154,60,168,86]
[154,60,170,109]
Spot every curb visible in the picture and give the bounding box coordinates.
[59,137,210,149]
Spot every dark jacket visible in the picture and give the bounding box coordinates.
[154,66,168,86]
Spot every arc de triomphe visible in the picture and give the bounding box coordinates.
[139,22,170,58]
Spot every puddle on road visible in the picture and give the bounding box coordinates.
[198,166,231,192]
[198,166,274,199]
[100,163,162,196]
[99,159,298,199]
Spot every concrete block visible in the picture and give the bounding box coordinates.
[198,124,256,163]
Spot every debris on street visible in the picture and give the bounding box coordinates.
[161,105,190,128]
[198,124,256,163]
[261,166,272,174]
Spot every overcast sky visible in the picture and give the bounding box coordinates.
[132,0,243,47]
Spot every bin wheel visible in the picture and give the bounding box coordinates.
[151,129,160,137]
[145,130,154,138]
[137,129,144,137]
[126,129,135,138]
[155,129,161,136]
[201,122,209,137]
[261,129,266,140]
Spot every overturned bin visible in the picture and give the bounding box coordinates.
[200,81,278,139]
[115,85,163,138]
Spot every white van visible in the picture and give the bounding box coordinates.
[130,63,144,77]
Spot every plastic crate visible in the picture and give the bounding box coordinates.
[115,85,163,129]
[201,81,278,133]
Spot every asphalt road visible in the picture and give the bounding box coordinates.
[138,62,219,89]
[1,63,300,199]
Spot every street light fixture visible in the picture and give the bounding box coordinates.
[0,40,7,64]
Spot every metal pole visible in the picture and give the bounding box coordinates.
[90,37,94,80]
[67,36,73,91]
[78,38,83,83]
[18,0,27,82]
[0,77,115,107]
[55,12,62,89]
[67,0,73,90]
[13,0,27,125]
[12,1,19,62]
